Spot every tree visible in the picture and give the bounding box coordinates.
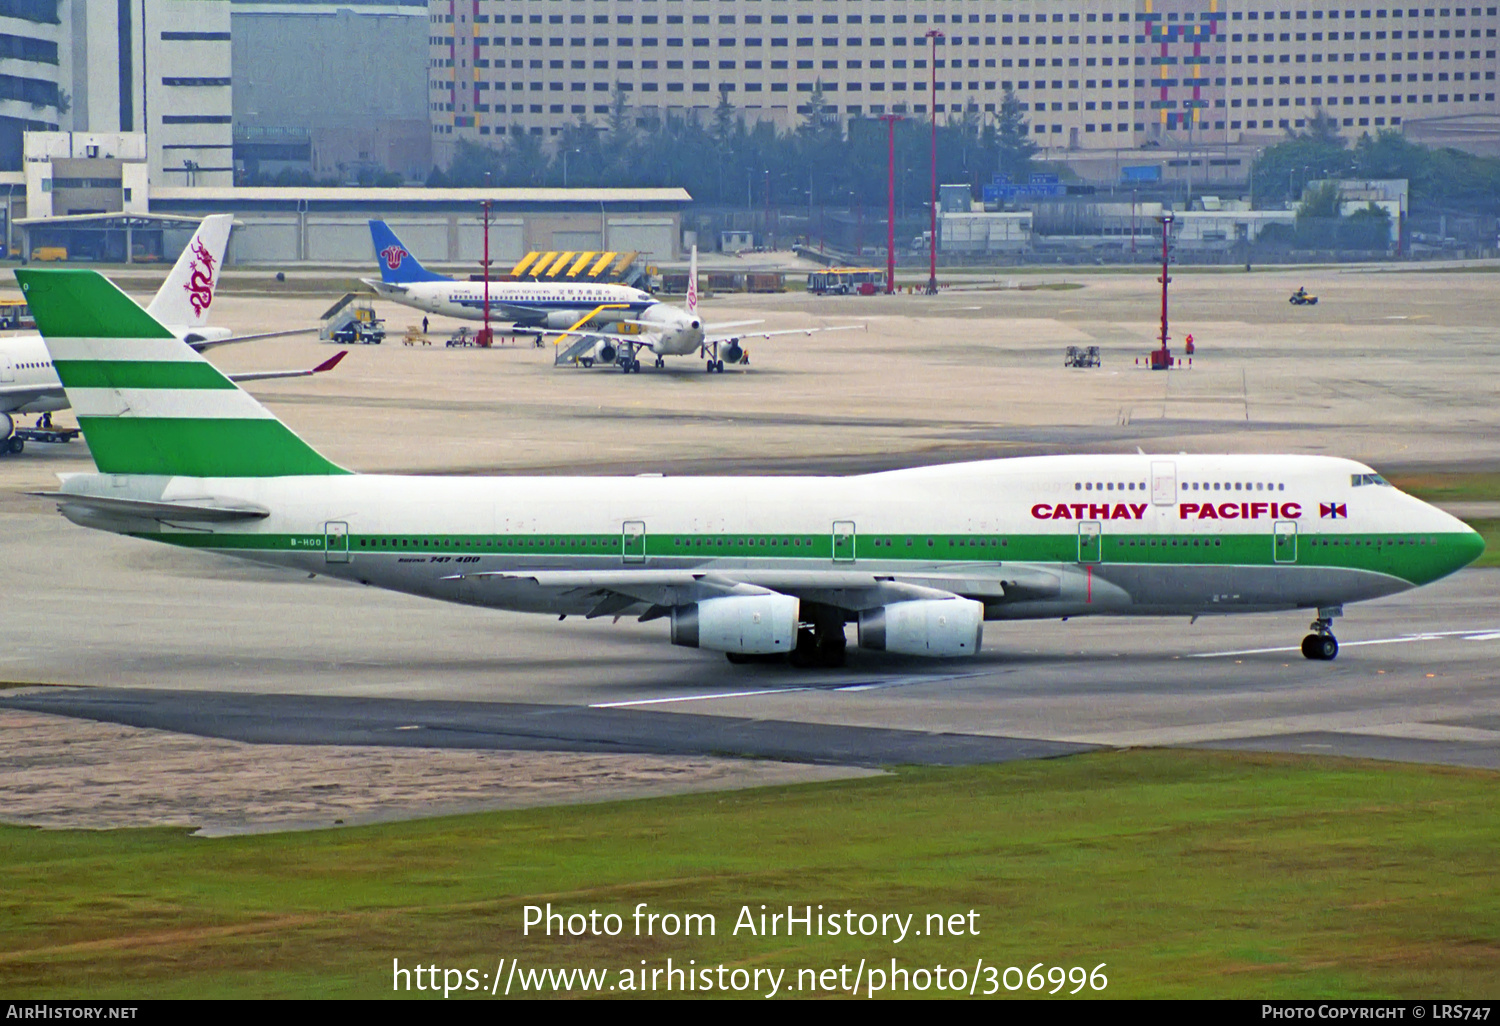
[1250,132,1352,207]
[1304,109,1342,148]
[1337,202,1393,250]
[607,85,634,143]
[993,87,1038,182]
[1294,180,1342,248]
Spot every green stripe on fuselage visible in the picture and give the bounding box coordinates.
[137,529,1482,586]
[76,417,348,477]
[54,360,238,391]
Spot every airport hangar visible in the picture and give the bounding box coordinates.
[14,186,692,268]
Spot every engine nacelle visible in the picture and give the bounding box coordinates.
[543,310,584,330]
[596,342,617,364]
[858,598,983,657]
[0,411,12,440]
[671,594,799,654]
[721,340,745,364]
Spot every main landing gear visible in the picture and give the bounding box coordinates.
[700,338,745,374]
[1300,606,1341,661]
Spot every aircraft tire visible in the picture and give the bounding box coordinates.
[6,435,23,455]
[1301,634,1338,660]
[704,361,714,373]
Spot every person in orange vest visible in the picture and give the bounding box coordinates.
[1184,332,1195,355]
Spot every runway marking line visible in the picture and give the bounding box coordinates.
[1192,628,1500,659]
[590,672,991,708]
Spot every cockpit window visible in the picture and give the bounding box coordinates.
[1350,473,1390,487]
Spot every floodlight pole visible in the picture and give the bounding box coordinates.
[880,113,903,294]
[1158,213,1173,355]
[481,197,492,347]
[925,29,943,296]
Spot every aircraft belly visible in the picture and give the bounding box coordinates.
[985,563,1412,619]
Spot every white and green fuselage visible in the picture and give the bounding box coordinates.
[19,269,1484,662]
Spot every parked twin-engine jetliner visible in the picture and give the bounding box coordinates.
[20,269,1484,665]
[361,220,656,330]
[0,215,340,444]
[558,246,862,373]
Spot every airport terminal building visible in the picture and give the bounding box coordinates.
[429,0,1499,156]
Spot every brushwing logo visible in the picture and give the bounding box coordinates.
[184,238,217,317]
[687,275,698,312]
[1320,502,1348,519]
[380,244,409,271]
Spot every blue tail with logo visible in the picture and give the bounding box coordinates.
[368,220,450,284]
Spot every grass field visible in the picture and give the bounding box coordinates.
[2,750,1496,999]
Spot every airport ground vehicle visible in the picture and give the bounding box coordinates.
[807,268,887,295]
[0,413,79,455]
[1290,289,1319,306]
[0,299,34,330]
[1065,345,1102,368]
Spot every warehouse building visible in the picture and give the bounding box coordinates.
[427,0,1498,162]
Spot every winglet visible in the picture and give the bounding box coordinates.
[312,351,347,373]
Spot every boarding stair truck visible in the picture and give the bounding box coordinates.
[321,293,386,344]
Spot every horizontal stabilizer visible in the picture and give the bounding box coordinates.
[29,492,270,522]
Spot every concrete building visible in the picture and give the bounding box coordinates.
[147,185,690,264]
[58,0,234,186]
[428,0,1499,163]
[231,1,432,182]
[0,0,66,169]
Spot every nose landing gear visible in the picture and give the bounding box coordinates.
[1300,606,1342,661]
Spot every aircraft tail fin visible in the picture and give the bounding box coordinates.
[145,214,232,326]
[17,269,348,478]
[686,244,699,318]
[368,220,450,284]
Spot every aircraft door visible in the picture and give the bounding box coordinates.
[1078,521,1102,563]
[324,521,350,563]
[0,356,12,382]
[1274,520,1298,563]
[832,521,856,563]
[1151,461,1177,506]
[622,519,646,563]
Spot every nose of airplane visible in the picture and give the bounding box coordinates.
[1414,504,1486,584]
[1450,524,1486,572]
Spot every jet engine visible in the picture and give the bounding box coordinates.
[0,412,12,440]
[857,598,983,657]
[721,340,745,364]
[596,342,617,364]
[670,594,799,654]
[543,310,585,330]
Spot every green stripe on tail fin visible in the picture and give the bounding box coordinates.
[17,268,348,477]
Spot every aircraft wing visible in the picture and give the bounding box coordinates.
[223,351,347,383]
[0,381,63,409]
[441,566,1027,619]
[188,327,322,352]
[704,324,865,345]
